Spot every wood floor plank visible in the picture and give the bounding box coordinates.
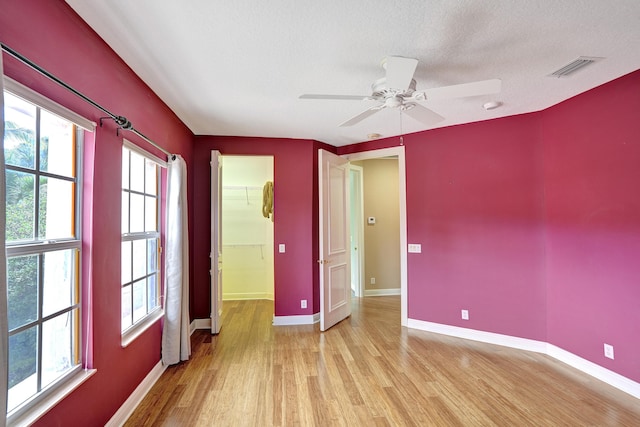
[125,297,640,426]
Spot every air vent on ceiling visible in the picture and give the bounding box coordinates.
[549,56,602,78]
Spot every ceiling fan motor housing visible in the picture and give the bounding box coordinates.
[371,77,417,100]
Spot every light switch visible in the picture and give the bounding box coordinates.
[408,244,422,253]
[367,217,376,225]
[278,244,286,253]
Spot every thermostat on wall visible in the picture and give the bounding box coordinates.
[367,217,376,225]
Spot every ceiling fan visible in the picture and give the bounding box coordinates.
[300,56,501,127]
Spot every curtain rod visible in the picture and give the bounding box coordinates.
[1,42,173,159]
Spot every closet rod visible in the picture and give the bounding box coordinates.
[1,42,173,159]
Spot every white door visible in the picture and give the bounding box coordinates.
[319,149,351,331]
[211,150,223,334]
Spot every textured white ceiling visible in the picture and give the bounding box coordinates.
[65,0,640,146]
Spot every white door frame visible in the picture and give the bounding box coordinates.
[342,146,408,326]
[210,150,223,334]
[349,164,364,298]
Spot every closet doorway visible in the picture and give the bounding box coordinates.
[221,156,274,303]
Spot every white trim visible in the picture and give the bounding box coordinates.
[3,76,96,131]
[7,369,97,427]
[349,164,365,298]
[189,318,212,335]
[407,319,640,399]
[407,319,547,353]
[547,344,640,399]
[105,361,166,427]
[364,288,401,297]
[273,313,320,326]
[342,146,407,326]
[123,139,167,168]
[121,309,164,348]
[222,293,274,301]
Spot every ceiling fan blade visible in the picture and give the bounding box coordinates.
[420,79,501,101]
[402,103,445,125]
[339,106,384,127]
[299,94,370,101]
[385,56,418,91]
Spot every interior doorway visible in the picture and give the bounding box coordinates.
[343,147,408,326]
[220,156,275,302]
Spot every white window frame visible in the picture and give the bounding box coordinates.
[3,78,97,426]
[120,139,165,347]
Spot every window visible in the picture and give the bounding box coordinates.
[121,142,162,341]
[4,89,83,415]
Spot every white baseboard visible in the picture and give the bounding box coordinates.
[408,318,640,399]
[547,344,640,399]
[190,318,211,335]
[407,319,547,353]
[273,313,319,326]
[105,360,166,427]
[364,288,401,297]
[223,293,274,301]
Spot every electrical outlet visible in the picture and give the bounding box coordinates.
[461,309,469,320]
[370,277,376,285]
[301,299,307,309]
[604,343,614,360]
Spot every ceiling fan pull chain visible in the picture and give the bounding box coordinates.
[399,109,404,146]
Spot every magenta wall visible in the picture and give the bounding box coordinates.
[341,115,548,340]
[340,71,640,383]
[192,137,334,317]
[403,116,547,340]
[1,1,194,425]
[541,71,640,381]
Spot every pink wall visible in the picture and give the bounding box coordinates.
[192,137,334,317]
[1,1,194,425]
[402,116,547,340]
[341,115,548,340]
[340,71,640,383]
[541,70,640,381]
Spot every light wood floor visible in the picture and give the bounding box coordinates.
[126,297,640,426]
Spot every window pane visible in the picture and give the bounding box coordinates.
[41,310,77,389]
[7,255,39,330]
[132,239,146,280]
[130,193,144,233]
[39,109,75,177]
[122,241,132,285]
[121,191,129,234]
[5,169,35,242]
[8,327,38,412]
[145,159,157,196]
[122,285,132,331]
[130,150,144,193]
[147,274,158,312]
[39,176,75,240]
[147,238,158,273]
[42,250,75,317]
[145,196,157,232]
[132,279,147,322]
[122,147,130,190]
[4,92,36,170]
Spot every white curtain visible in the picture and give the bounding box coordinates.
[161,155,191,365]
[1,52,9,426]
